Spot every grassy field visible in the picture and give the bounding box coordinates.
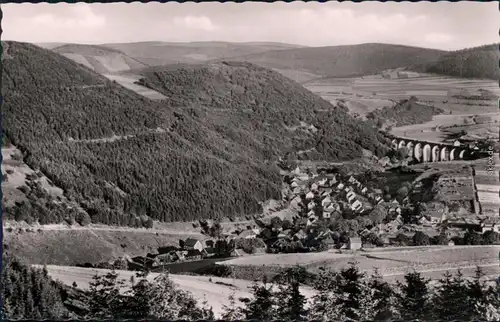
[305,74,499,143]
[219,246,500,277]
[1,147,64,207]
[103,73,167,100]
[4,225,205,265]
[35,265,316,318]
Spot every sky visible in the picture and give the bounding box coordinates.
[2,2,498,50]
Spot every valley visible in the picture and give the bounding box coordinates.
[2,39,499,321]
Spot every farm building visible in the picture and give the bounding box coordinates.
[348,237,362,250]
[480,217,500,233]
[202,247,217,258]
[294,229,308,240]
[238,229,257,239]
[382,71,399,79]
[185,249,203,260]
[184,238,204,252]
[397,71,419,78]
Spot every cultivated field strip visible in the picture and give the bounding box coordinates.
[220,246,500,277]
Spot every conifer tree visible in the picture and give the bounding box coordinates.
[369,268,396,321]
[433,270,469,320]
[86,269,125,319]
[396,271,433,321]
[274,267,308,321]
[239,276,277,320]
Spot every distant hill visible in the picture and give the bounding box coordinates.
[101,41,306,66]
[36,42,68,49]
[410,44,500,80]
[2,41,386,227]
[53,44,147,74]
[134,61,388,161]
[218,43,446,79]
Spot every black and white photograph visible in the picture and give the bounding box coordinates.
[1,1,500,320]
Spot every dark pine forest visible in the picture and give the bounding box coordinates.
[2,42,387,227]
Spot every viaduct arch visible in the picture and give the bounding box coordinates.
[390,137,468,163]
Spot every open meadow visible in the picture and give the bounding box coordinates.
[2,147,65,207]
[34,265,317,318]
[103,73,168,100]
[4,223,205,265]
[219,246,500,280]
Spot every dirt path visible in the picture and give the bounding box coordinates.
[26,223,203,236]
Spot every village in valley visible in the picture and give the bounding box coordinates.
[120,139,500,272]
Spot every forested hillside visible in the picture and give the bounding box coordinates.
[2,42,280,225]
[3,258,499,321]
[411,44,500,80]
[1,254,74,320]
[136,61,388,161]
[222,43,445,78]
[2,42,386,226]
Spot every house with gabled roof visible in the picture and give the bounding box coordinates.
[290,181,299,188]
[308,201,316,210]
[351,200,363,212]
[361,187,368,194]
[294,229,308,241]
[316,177,326,186]
[308,215,319,226]
[336,183,345,191]
[324,203,336,213]
[306,191,315,199]
[321,189,333,197]
[348,237,362,250]
[480,217,500,233]
[184,238,204,252]
[346,191,356,202]
[239,229,257,239]
[322,196,332,207]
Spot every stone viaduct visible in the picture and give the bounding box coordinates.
[389,136,470,162]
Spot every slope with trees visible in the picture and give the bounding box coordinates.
[366,96,445,128]
[219,43,446,79]
[410,44,500,80]
[4,257,499,321]
[2,41,387,226]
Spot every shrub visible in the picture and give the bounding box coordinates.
[75,212,92,226]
